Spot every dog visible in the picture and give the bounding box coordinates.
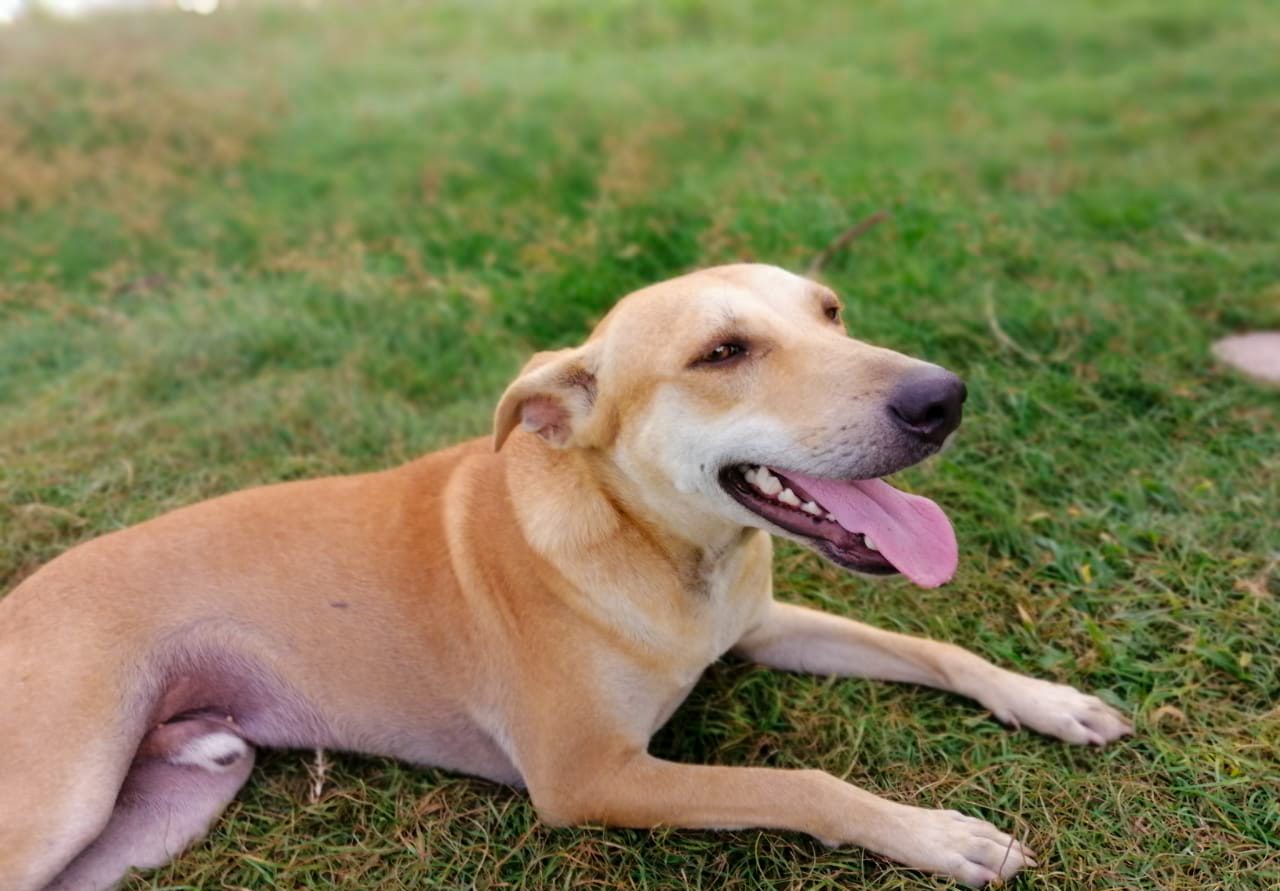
[1,264,1131,890]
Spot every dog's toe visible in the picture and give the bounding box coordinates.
[897,808,1035,887]
[989,678,1133,746]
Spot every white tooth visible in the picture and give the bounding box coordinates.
[801,501,822,516]
[758,469,782,496]
[863,534,879,552]
[743,467,757,485]
[778,488,800,506]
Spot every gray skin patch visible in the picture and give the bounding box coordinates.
[143,641,521,783]
[143,645,332,750]
[1213,331,1280,385]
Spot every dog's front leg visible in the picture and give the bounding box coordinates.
[734,601,1132,745]
[526,750,1034,887]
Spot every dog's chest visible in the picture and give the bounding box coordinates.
[636,551,768,736]
[682,540,771,665]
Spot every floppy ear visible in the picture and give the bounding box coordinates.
[493,344,601,451]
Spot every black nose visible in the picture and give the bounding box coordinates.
[887,368,967,446]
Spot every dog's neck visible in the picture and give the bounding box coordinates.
[506,433,743,566]
[502,432,759,653]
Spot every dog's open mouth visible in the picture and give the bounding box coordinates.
[719,464,958,588]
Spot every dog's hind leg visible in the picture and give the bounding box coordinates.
[1,733,129,891]
[39,716,255,891]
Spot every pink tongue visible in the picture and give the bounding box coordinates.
[779,470,958,588]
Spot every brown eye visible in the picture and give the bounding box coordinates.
[824,305,841,322]
[701,342,745,364]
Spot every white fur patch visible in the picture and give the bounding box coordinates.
[168,730,249,772]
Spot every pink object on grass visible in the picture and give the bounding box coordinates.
[1213,332,1280,385]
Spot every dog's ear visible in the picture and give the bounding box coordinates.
[493,344,601,451]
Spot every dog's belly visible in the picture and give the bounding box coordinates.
[149,646,522,787]
[364,716,522,786]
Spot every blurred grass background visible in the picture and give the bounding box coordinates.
[1,0,1278,888]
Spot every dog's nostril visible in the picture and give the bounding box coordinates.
[887,369,966,446]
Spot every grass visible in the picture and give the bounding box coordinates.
[1,0,1278,888]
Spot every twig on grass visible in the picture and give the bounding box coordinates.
[307,748,329,804]
[984,293,1043,364]
[807,210,890,275]
[17,503,87,527]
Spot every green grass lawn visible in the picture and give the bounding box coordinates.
[2,0,1278,887]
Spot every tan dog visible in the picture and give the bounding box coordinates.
[1,264,1131,890]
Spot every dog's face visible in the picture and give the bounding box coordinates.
[495,264,964,588]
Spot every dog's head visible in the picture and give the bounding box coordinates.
[494,264,964,588]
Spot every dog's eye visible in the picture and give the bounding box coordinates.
[700,342,745,364]
[824,305,841,322]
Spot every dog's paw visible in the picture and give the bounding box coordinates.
[891,807,1036,887]
[986,676,1133,746]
